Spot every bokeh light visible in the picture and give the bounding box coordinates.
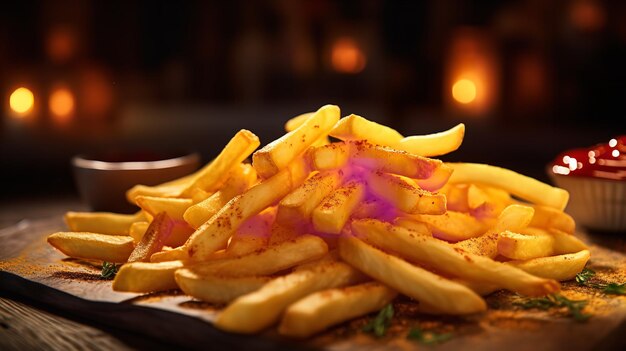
[9,87,35,115]
[452,79,477,104]
[49,87,75,122]
[331,37,366,74]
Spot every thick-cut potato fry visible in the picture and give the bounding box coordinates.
[329,114,403,146]
[497,230,555,260]
[454,204,534,258]
[175,270,271,304]
[469,185,511,219]
[519,227,588,255]
[64,211,144,235]
[396,123,465,157]
[352,219,560,297]
[285,112,329,147]
[126,172,197,203]
[113,260,183,292]
[185,157,309,261]
[226,208,274,257]
[189,188,213,204]
[184,129,260,195]
[129,221,149,243]
[47,232,134,263]
[188,235,327,277]
[128,212,173,263]
[279,282,397,338]
[350,141,442,179]
[393,217,432,235]
[277,170,344,226]
[439,184,469,212]
[353,198,397,221]
[447,163,569,210]
[312,180,366,234]
[215,261,366,333]
[338,236,487,314]
[253,105,339,179]
[130,220,193,248]
[366,171,446,215]
[411,211,487,242]
[184,163,257,229]
[415,165,454,192]
[150,246,188,262]
[306,142,351,171]
[507,250,591,281]
[528,204,576,234]
[136,196,192,221]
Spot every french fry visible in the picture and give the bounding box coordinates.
[528,204,576,234]
[175,270,271,304]
[507,250,591,281]
[188,235,328,277]
[268,220,300,245]
[352,219,560,297]
[411,211,487,242]
[150,246,188,262]
[454,204,534,258]
[184,163,257,229]
[415,164,454,192]
[439,184,469,212]
[497,230,555,261]
[47,232,135,263]
[338,236,487,314]
[279,282,397,338]
[129,221,149,244]
[277,170,344,226]
[226,208,274,257]
[447,163,569,210]
[112,260,183,293]
[64,211,144,235]
[127,212,173,263]
[135,196,192,221]
[352,198,397,221]
[126,172,197,203]
[520,227,588,255]
[306,142,351,171]
[253,105,339,179]
[185,157,309,261]
[312,180,366,234]
[285,112,329,146]
[392,217,432,235]
[396,123,465,157]
[329,114,403,146]
[350,141,442,179]
[366,171,446,215]
[215,261,366,333]
[183,129,260,195]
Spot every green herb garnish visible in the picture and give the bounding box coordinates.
[363,304,394,337]
[575,267,626,295]
[101,261,118,279]
[407,327,453,345]
[513,294,591,322]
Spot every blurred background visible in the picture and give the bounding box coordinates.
[1,0,625,200]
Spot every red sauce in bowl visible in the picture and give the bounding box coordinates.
[551,136,626,181]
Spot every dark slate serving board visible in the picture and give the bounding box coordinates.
[2,217,626,350]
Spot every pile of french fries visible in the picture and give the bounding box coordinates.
[48,105,590,338]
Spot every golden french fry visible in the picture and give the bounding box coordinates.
[130,220,193,248]
[253,105,339,179]
[285,112,330,146]
[312,180,366,234]
[183,163,257,229]
[136,196,192,221]
[189,188,213,204]
[47,232,134,263]
[268,220,300,245]
[396,123,465,157]
[150,246,188,263]
[520,227,588,255]
[415,164,454,192]
[129,221,149,244]
[366,171,446,215]
[497,230,554,260]
[392,217,432,235]
[507,250,591,281]
[306,142,351,171]
[352,198,397,220]
[329,114,403,146]
[183,129,260,195]
[447,163,569,210]
[185,157,309,261]
[226,208,274,257]
[64,211,144,235]
[439,184,469,212]
[352,219,560,297]
[126,172,197,203]
[112,260,183,293]
[528,204,576,234]
[350,141,442,179]
[215,261,366,333]
[279,282,397,338]
[175,269,271,304]
[454,204,534,258]
[338,236,487,314]
[468,185,511,219]
[277,170,344,226]
[411,211,487,242]
[189,235,327,277]
[127,212,173,263]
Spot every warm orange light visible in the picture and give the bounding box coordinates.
[452,79,477,104]
[331,38,366,74]
[9,87,35,115]
[49,87,75,121]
